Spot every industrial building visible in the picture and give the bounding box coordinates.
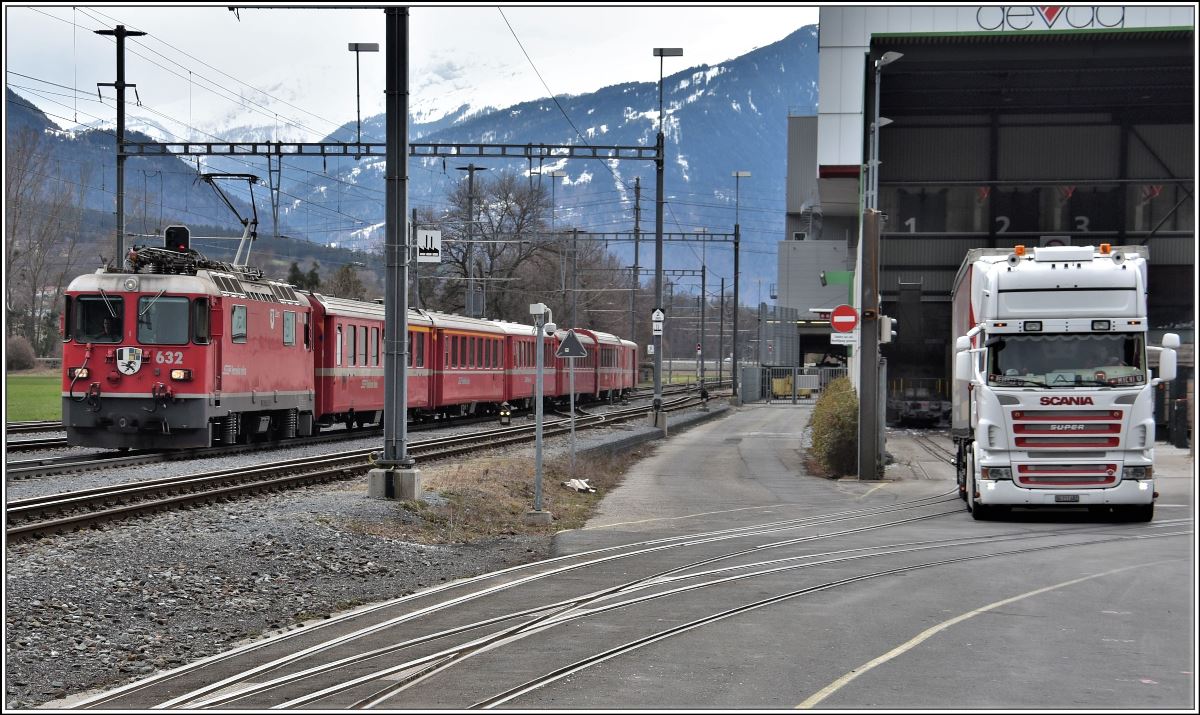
[777,5,1195,429]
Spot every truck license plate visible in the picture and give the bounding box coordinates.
[1055,494,1080,503]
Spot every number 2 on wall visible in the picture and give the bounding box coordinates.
[155,351,184,365]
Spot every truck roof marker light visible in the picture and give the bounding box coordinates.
[1099,243,1112,254]
[1127,320,1142,326]
[1014,245,1026,256]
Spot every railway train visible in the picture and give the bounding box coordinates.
[59,232,638,450]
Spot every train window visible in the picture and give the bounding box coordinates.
[491,340,498,369]
[371,327,379,366]
[347,325,357,365]
[418,333,426,367]
[283,311,296,346]
[303,314,311,350]
[61,295,72,341]
[138,295,189,345]
[358,324,368,366]
[451,335,459,368]
[193,298,210,344]
[476,337,483,369]
[231,305,248,344]
[336,325,343,365]
[74,295,125,343]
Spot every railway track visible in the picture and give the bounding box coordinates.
[5,436,70,453]
[6,395,707,541]
[6,420,65,434]
[909,430,957,465]
[4,387,711,469]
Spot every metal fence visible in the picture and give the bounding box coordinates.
[739,366,848,404]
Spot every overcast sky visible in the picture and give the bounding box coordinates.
[5,4,820,138]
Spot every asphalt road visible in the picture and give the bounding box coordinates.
[69,403,1196,710]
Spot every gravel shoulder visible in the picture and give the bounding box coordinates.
[5,398,730,709]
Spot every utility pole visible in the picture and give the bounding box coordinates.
[718,276,726,384]
[858,209,882,479]
[457,163,487,316]
[571,227,579,327]
[367,7,418,501]
[411,207,420,309]
[631,176,641,342]
[699,265,706,387]
[651,47,682,427]
[96,24,146,264]
[732,224,741,399]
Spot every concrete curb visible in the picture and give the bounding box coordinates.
[577,404,733,459]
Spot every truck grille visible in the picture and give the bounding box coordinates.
[1015,464,1118,488]
[1011,409,1122,449]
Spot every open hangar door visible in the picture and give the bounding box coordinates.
[867,30,1194,426]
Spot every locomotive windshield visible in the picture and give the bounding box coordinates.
[987,333,1146,388]
[73,295,124,343]
[137,295,190,345]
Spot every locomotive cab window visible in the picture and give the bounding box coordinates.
[73,295,124,343]
[336,325,343,365]
[138,295,189,345]
[193,298,210,344]
[231,305,248,344]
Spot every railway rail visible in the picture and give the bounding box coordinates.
[6,394,709,541]
[5,420,65,434]
[4,382,722,476]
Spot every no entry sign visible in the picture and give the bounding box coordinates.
[831,304,859,333]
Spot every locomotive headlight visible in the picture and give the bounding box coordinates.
[70,367,90,379]
[169,368,192,381]
[123,277,139,292]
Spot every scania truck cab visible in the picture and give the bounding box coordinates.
[951,244,1179,521]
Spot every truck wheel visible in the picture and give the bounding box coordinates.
[1124,504,1154,522]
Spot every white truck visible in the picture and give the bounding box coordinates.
[951,244,1179,521]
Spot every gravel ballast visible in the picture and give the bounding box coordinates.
[5,399,730,709]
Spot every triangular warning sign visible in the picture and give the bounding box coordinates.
[556,329,588,359]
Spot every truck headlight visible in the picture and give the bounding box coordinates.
[1123,466,1152,479]
[170,368,192,381]
[981,467,1012,480]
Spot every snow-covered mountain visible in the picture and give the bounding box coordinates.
[11,23,819,294]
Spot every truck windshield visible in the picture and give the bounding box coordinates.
[987,333,1146,388]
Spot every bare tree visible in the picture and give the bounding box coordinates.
[5,128,85,353]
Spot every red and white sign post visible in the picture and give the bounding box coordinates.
[830,304,859,345]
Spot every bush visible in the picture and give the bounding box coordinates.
[808,376,859,477]
[7,335,36,370]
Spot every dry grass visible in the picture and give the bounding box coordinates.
[346,447,651,545]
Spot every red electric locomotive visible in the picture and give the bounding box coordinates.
[62,245,316,449]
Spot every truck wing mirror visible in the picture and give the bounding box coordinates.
[1158,347,1177,383]
[955,351,974,382]
[1162,332,1180,349]
[955,336,971,352]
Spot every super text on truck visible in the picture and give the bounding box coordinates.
[951,243,1179,521]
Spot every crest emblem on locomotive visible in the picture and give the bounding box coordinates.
[116,347,143,375]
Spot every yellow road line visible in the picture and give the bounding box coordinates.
[796,560,1171,709]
